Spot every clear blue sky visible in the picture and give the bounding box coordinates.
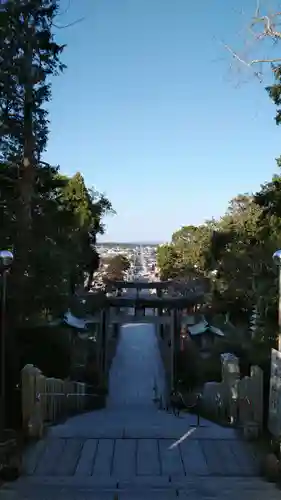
[44,0,281,242]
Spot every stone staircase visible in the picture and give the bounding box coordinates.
[1,323,278,499]
[0,407,278,499]
[1,476,281,499]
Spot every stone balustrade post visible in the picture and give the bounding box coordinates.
[28,366,43,438]
[36,372,46,421]
[21,364,38,432]
[100,308,108,374]
[221,354,240,424]
[250,365,263,429]
[238,377,251,426]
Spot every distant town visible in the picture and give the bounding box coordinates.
[93,244,159,288]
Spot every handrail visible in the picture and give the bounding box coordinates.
[176,390,202,409]
[170,389,202,425]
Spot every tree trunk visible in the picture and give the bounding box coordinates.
[12,48,34,321]
[19,47,34,252]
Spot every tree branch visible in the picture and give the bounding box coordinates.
[52,0,85,30]
[224,43,281,66]
[224,3,281,80]
[52,17,84,30]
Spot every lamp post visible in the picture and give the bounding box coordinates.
[0,250,14,431]
[272,250,281,350]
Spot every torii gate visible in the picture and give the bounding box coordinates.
[106,279,171,299]
[100,280,204,392]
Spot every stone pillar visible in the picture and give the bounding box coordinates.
[100,308,108,374]
[113,289,121,338]
[135,305,145,318]
[21,364,37,432]
[170,309,177,391]
[221,353,240,424]
[250,365,263,430]
[114,306,119,338]
[171,308,179,391]
[21,364,44,438]
[157,306,163,338]
[157,288,164,338]
[175,309,181,354]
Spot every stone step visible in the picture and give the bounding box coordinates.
[48,413,236,440]
[5,474,277,488]
[48,426,236,440]
[23,436,260,479]
[1,477,280,500]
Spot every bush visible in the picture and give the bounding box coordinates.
[201,355,222,383]
[17,324,72,379]
[69,291,107,317]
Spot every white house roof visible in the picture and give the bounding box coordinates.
[188,320,224,337]
[64,310,87,330]
[188,320,209,336]
[209,325,224,337]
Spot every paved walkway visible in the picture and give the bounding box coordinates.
[108,323,166,408]
[1,323,279,499]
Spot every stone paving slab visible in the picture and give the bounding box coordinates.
[0,489,179,500]
[17,475,271,490]
[2,478,281,500]
[14,475,268,490]
[2,492,281,500]
[48,424,238,440]
[22,437,260,479]
[107,323,166,410]
[48,408,237,440]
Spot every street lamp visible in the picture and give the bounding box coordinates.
[0,250,14,430]
[273,250,281,350]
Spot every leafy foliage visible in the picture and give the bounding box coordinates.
[0,0,65,161]
[0,1,115,427]
[266,65,281,125]
[157,189,281,350]
[105,254,131,281]
[0,1,114,325]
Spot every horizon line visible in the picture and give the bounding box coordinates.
[97,241,163,244]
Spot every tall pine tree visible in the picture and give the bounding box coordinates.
[0,0,65,295]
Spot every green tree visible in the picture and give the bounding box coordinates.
[156,244,180,280]
[0,0,65,270]
[172,224,213,273]
[158,189,281,348]
[105,254,131,281]
[1,0,66,318]
[0,0,114,428]
[60,172,113,292]
[205,194,277,325]
[156,224,214,281]
[0,2,114,323]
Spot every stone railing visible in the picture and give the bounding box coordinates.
[21,364,104,439]
[201,354,263,438]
